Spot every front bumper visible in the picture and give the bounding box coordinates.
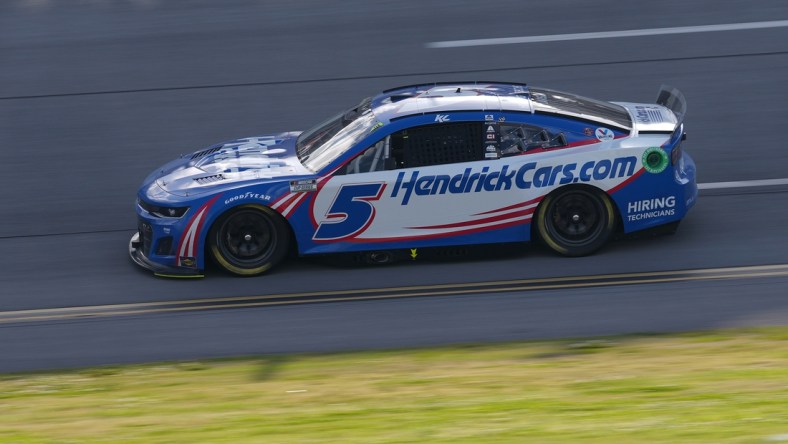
[129,232,204,278]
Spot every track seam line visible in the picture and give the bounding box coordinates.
[4,270,788,324]
[2,264,788,324]
[2,50,786,101]
[4,263,788,315]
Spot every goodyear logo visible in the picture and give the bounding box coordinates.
[391,157,638,205]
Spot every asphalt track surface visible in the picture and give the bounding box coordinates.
[1,0,787,373]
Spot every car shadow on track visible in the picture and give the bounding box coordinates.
[201,225,684,278]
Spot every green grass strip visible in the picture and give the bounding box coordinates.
[1,327,788,443]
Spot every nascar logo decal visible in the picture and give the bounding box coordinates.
[176,195,220,266]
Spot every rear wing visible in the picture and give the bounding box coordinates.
[656,85,687,122]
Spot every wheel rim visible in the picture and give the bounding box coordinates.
[546,190,605,246]
[217,209,276,267]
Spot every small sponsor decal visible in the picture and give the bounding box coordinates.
[627,196,676,221]
[642,147,669,174]
[595,127,614,141]
[180,257,196,267]
[434,114,450,123]
[487,125,496,133]
[635,106,651,123]
[485,114,494,121]
[634,105,662,124]
[498,116,506,122]
[371,121,384,131]
[410,248,418,260]
[485,145,497,152]
[486,133,496,140]
[289,179,318,192]
[484,152,499,158]
[584,127,593,137]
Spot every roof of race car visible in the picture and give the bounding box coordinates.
[371,82,531,121]
[370,82,633,130]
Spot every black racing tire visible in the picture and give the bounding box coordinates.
[208,205,290,276]
[535,187,616,257]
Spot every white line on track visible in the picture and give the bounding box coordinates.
[698,178,788,190]
[426,20,788,48]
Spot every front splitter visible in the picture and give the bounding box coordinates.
[129,232,204,278]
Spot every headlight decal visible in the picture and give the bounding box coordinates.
[138,199,190,218]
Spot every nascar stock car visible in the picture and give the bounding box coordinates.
[130,82,696,277]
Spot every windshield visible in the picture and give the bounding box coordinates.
[529,87,632,129]
[297,98,380,172]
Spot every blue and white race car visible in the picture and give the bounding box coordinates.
[130,82,697,277]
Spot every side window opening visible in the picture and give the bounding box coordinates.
[341,122,486,174]
[500,123,567,156]
[344,136,390,175]
[337,121,572,175]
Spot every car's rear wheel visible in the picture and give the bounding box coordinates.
[536,187,616,257]
[209,205,289,276]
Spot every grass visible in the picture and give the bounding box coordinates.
[1,327,788,443]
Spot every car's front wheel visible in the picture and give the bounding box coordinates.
[208,205,290,276]
[536,187,616,257]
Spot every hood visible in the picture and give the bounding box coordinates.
[153,132,313,197]
[612,102,678,134]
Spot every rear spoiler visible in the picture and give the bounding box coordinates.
[656,85,687,122]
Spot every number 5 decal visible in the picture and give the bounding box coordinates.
[313,183,386,241]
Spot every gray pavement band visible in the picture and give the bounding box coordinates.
[1,0,787,372]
